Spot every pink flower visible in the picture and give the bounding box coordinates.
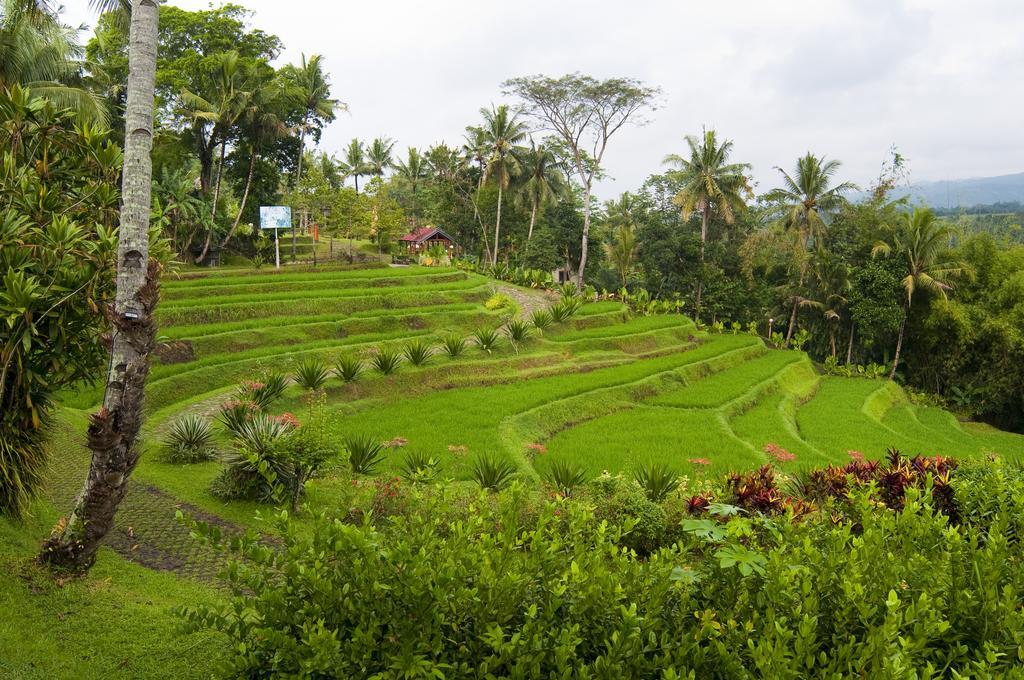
[274,412,300,428]
[688,458,711,466]
[384,437,408,448]
[847,450,865,462]
[526,443,547,454]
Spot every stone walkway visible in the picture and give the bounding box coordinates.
[43,419,242,581]
[494,283,559,318]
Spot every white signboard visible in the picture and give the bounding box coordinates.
[260,206,292,230]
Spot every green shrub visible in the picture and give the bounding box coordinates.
[472,327,501,353]
[542,459,588,496]
[440,333,467,358]
[371,348,403,375]
[161,415,217,463]
[184,471,1024,677]
[293,358,330,391]
[344,434,386,474]
[402,339,435,366]
[211,415,295,501]
[334,354,364,382]
[633,461,681,502]
[470,455,516,491]
[530,308,553,330]
[399,451,441,484]
[484,292,515,312]
[504,319,531,345]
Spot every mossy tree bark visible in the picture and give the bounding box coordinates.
[40,0,162,573]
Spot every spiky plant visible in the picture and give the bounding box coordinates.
[334,354,364,383]
[162,415,218,463]
[470,455,517,491]
[403,339,435,366]
[543,459,588,496]
[293,358,330,391]
[441,333,467,358]
[550,298,581,323]
[505,319,532,345]
[472,327,502,353]
[241,372,288,410]
[234,415,294,457]
[344,434,386,474]
[372,348,403,375]
[218,400,258,437]
[399,450,441,484]
[634,462,681,503]
[530,308,553,331]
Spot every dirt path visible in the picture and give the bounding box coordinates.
[43,418,243,581]
[494,283,559,318]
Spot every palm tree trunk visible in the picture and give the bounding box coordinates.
[846,321,855,365]
[493,183,503,267]
[830,327,836,359]
[220,149,256,248]
[295,118,307,187]
[575,182,592,288]
[695,205,708,321]
[785,269,806,346]
[528,199,538,241]
[40,0,161,573]
[354,174,359,194]
[195,139,226,263]
[890,300,910,380]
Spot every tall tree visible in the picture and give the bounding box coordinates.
[603,222,639,288]
[872,207,967,379]
[220,67,287,248]
[477,104,526,266]
[0,0,108,124]
[366,136,395,177]
[395,146,427,223]
[765,153,856,344]
[516,141,565,241]
[182,50,251,263]
[340,138,367,193]
[663,129,751,321]
[41,0,162,573]
[281,53,339,187]
[503,73,660,286]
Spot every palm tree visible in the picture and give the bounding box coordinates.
[395,147,427,223]
[281,53,340,187]
[340,138,367,193]
[604,224,639,288]
[872,207,967,379]
[663,129,751,321]
[0,0,108,124]
[152,165,202,256]
[478,104,527,266]
[220,70,287,248]
[41,0,161,572]
[181,51,251,263]
[516,141,564,241]
[802,250,851,359]
[366,136,396,177]
[765,153,856,344]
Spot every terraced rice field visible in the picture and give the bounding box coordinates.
[56,264,1024,508]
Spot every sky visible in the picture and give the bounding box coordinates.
[63,0,1024,200]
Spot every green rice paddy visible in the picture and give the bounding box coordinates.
[58,264,1024,505]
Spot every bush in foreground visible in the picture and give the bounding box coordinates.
[161,415,217,463]
[182,462,1024,678]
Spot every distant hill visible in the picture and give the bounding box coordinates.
[891,173,1024,209]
